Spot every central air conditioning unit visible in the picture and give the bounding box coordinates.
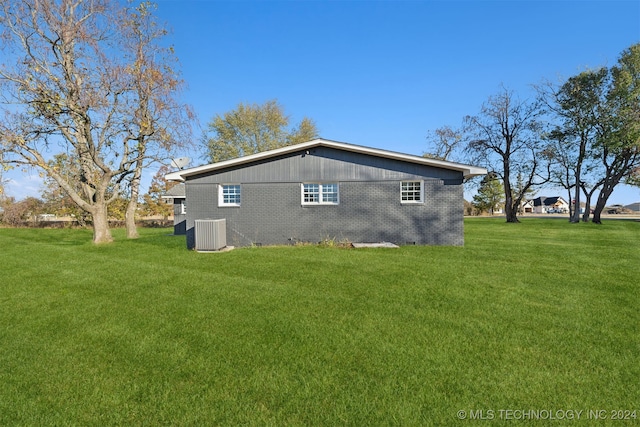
[195,219,226,251]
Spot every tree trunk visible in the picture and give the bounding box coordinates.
[592,205,603,224]
[91,204,113,244]
[503,171,520,223]
[581,192,592,222]
[125,161,143,239]
[570,181,580,223]
[571,137,587,223]
[592,193,609,224]
[504,197,521,223]
[592,184,616,224]
[125,191,140,239]
[505,207,520,223]
[125,201,139,239]
[566,187,575,220]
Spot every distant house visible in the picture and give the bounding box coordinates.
[165,139,487,249]
[520,199,534,213]
[161,183,186,235]
[532,196,570,214]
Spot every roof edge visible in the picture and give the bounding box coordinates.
[165,138,487,181]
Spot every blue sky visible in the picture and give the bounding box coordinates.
[5,0,640,204]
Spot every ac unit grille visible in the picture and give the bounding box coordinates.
[195,219,226,251]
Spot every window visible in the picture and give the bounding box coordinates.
[303,183,319,203]
[401,181,423,203]
[180,200,187,215]
[321,183,339,203]
[302,183,339,205]
[219,184,241,206]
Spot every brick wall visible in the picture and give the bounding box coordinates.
[185,179,463,248]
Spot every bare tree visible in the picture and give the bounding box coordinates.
[0,196,45,226]
[0,0,192,243]
[464,87,549,223]
[424,125,464,161]
[120,2,193,238]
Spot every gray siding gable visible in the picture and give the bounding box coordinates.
[189,146,463,185]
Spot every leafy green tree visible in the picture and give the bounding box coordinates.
[627,167,640,187]
[473,173,504,215]
[205,100,318,163]
[590,44,640,224]
[540,68,608,222]
[541,44,640,224]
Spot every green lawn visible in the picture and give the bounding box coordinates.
[1,219,638,425]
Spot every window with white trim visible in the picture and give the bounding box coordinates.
[401,181,423,203]
[180,200,186,214]
[302,183,339,205]
[219,184,241,207]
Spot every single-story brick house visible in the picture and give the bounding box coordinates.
[165,138,487,249]
[161,183,186,235]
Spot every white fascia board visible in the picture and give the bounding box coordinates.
[164,138,487,181]
[164,171,185,182]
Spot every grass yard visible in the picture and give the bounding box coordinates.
[0,218,638,425]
